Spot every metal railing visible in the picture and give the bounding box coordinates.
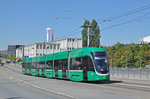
[110,67,150,80]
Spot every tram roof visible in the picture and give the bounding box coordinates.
[70,47,106,58]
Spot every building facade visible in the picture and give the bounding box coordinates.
[0,50,7,57]
[7,45,23,57]
[140,36,150,44]
[16,38,82,58]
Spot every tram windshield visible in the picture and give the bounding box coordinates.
[91,52,109,74]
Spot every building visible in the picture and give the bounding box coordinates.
[16,38,82,58]
[0,50,7,57]
[140,36,150,44]
[7,45,23,57]
[53,38,82,51]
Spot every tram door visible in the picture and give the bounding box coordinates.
[54,60,58,78]
[62,60,67,79]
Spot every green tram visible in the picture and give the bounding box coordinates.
[22,47,110,81]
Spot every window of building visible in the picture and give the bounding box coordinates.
[54,45,56,49]
[47,46,49,49]
[57,45,59,49]
[40,45,42,49]
[50,45,52,49]
[43,45,46,49]
[36,45,39,49]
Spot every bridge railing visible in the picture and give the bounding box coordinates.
[110,67,150,80]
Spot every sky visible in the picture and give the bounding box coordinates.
[0,0,150,51]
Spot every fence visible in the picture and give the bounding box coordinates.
[110,67,150,80]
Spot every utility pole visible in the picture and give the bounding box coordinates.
[81,25,92,47]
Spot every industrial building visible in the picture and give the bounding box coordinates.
[16,38,82,58]
[7,45,23,57]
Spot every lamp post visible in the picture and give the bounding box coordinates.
[81,25,92,47]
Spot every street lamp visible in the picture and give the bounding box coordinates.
[81,25,92,47]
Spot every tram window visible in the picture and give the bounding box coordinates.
[70,57,82,70]
[37,62,39,69]
[88,57,94,71]
[94,52,106,57]
[26,63,30,69]
[62,59,67,70]
[54,60,58,70]
[31,63,34,69]
[46,61,53,69]
[39,62,45,69]
[54,59,68,70]
[58,61,62,70]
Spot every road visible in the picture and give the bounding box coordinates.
[0,64,150,99]
[0,66,69,99]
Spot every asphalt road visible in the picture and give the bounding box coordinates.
[1,64,150,99]
[0,67,69,99]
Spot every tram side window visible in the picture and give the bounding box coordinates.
[39,62,45,69]
[58,60,62,70]
[46,61,53,69]
[70,57,82,70]
[62,59,67,70]
[70,56,94,71]
[37,62,39,69]
[26,63,30,69]
[31,62,35,69]
[54,59,68,70]
[54,60,58,70]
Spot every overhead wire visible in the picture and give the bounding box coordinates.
[55,4,150,39]
[101,12,150,31]
[99,4,150,23]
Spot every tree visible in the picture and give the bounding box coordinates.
[89,19,100,47]
[81,20,90,47]
[81,19,100,47]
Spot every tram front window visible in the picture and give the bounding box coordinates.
[91,52,109,74]
[95,59,108,74]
